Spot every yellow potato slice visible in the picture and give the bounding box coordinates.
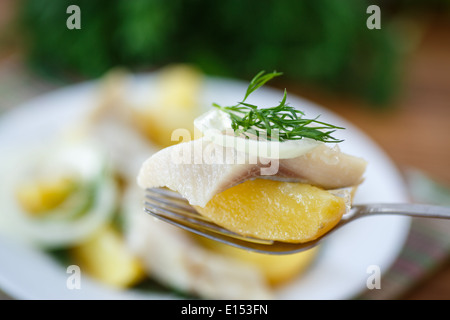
[132,109,198,148]
[16,177,77,215]
[197,236,319,286]
[71,225,145,288]
[195,179,347,243]
[131,64,203,148]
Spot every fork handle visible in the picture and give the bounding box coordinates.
[356,203,450,219]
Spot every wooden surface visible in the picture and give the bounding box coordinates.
[282,19,450,186]
[281,18,450,300]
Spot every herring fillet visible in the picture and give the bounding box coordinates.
[137,138,367,207]
[278,144,367,190]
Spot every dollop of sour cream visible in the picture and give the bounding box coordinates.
[194,109,322,159]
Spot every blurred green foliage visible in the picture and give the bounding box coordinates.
[18,0,447,106]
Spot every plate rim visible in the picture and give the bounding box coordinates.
[0,73,411,300]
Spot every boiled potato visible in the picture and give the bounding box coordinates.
[131,64,203,148]
[16,176,77,216]
[197,236,319,286]
[195,179,347,243]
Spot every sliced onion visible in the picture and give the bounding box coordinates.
[194,109,322,159]
[0,140,118,248]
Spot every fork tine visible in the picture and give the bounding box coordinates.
[144,204,274,245]
[144,190,274,245]
[144,205,286,253]
[143,188,321,254]
[146,187,186,200]
[145,192,201,215]
[144,199,227,232]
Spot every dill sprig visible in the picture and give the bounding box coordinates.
[212,71,344,143]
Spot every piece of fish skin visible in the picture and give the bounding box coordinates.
[137,138,367,207]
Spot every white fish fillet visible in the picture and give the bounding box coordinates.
[137,138,367,207]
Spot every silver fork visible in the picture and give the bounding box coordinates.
[143,188,450,255]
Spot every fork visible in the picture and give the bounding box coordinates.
[143,188,450,255]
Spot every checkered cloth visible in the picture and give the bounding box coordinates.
[1,57,450,300]
[357,170,450,299]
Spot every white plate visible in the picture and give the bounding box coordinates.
[0,73,411,300]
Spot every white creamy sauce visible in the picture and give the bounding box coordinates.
[194,109,322,159]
